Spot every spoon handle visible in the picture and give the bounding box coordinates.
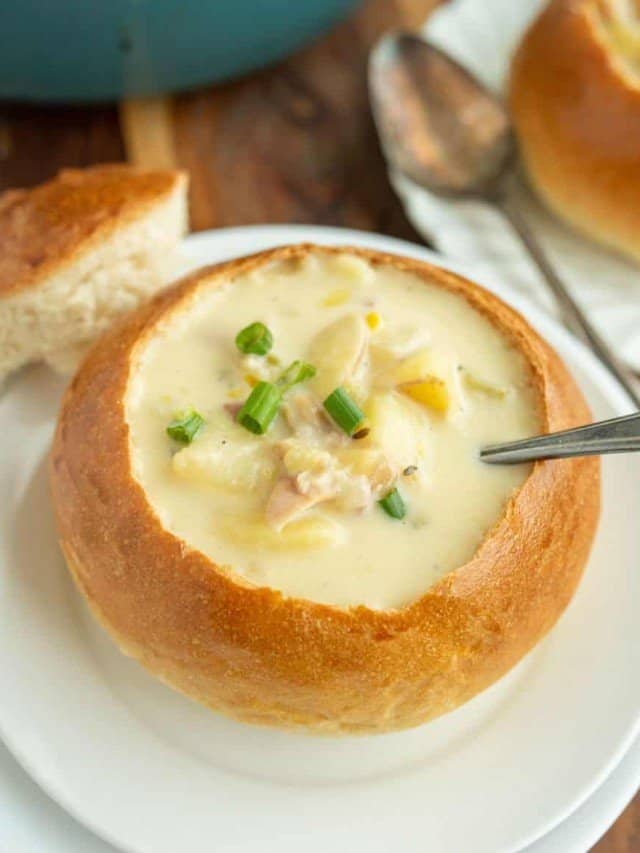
[480,412,640,464]
[498,196,640,409]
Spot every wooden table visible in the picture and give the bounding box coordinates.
[0,0,427,242]
[0,0,636,848]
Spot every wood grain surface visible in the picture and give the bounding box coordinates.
[0,0,636,848]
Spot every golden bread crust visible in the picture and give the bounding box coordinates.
[509,0,640,262]
[0,164,187,297]
[50,244,600,734]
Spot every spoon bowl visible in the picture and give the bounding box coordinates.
[369,33,515,198]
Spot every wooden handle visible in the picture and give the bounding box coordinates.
[119,97,177,169]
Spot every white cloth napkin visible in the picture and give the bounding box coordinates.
[391,0,640,368]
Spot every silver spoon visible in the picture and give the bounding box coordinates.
[480,411,640,464]
[369,33,640,409]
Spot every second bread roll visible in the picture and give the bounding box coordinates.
[509,0,640,263]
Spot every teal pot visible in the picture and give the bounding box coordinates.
[0,0,361,103]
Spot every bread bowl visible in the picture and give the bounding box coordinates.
[0,164,188,383]
[509,0,640,263]
[50,244,600,734]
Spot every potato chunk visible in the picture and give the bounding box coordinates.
[364,392,429,473]
[172,436,278,493]
[392,347,434,385]
[399,377,449,413]
[327,253,374,283]
[308,313,369,400]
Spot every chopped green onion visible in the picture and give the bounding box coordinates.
[276,360,316,392]
[378,488,406,520]
[236,382,282,434]
[235,322,273,356]
[236,360,316,435]
[166,409,204,444]
[323,387,365,435]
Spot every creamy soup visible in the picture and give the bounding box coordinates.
[127,252,539,609]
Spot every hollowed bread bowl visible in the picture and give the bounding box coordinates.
[50,244,600,734]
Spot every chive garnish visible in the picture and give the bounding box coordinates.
[236,382,282,434]
[236,360,316,435]
[235,321,273,356]
[166,409,204,444]
[378,488,406,520]
[276,360,316,392]
[323,387,365,435]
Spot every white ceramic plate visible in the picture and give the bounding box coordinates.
[1,724,638,853]
[0,226,638,853]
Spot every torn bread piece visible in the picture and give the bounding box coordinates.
[0,164,188,382]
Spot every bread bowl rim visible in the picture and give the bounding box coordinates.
[50,242,600,732]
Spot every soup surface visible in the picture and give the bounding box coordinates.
[127,252,539,609]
